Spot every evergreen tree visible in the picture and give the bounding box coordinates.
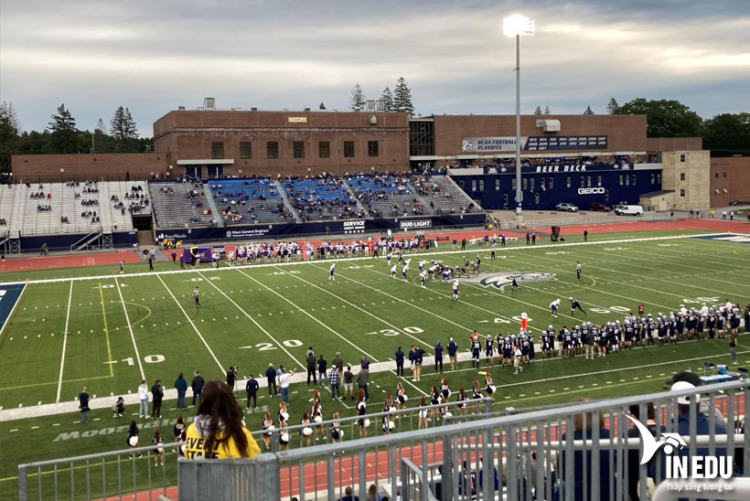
[583,105,595,115]
[95,118,107,133]
[544,106,551,115]
[110,106,138,152]
[381,87,395,112]
[606,97,620,115]
[319,102,326,110]
[534,106,543,115]
[351,84,366,111]
[393,77,414,116]
[47,103,78,153]
[0,102,21,172]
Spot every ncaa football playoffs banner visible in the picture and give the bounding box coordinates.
[461,135,608,153]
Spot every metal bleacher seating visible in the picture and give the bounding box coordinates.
[13,181,103,235]
[208,179,292,225]
[346,174,433,218]
[106,181,148,231]
[0,184,14,234]
[422,174,482,216]
[150,182,213,228]
[283,177,360,222]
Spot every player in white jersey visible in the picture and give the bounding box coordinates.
[390,264,397,278]
[550,299,560,317]
[419,271,426,287]
[452,280,459,301]
[329,263,335,280]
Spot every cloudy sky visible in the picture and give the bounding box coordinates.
[1,0,748,137]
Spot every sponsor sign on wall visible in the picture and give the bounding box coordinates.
[577,187,606,195]
[462,137,525,152]
[398,220,432,229]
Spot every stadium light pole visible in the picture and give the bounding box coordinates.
[503,14,535,220]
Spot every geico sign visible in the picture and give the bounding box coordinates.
[578,187,606,195]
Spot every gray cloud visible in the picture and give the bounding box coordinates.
[1,0,747,136]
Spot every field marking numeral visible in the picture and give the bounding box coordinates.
[365,326,423,337]
[682,297,719,304]
[113,355,164,366]
[590,305,630,314]
[239,340,302,351]
[494,318,511,324]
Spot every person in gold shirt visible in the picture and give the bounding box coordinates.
[183,380,260,459]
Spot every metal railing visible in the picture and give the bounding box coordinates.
[18,381,749,501]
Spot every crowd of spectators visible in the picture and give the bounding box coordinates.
[284,175,359,222]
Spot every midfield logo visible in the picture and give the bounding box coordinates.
[464,271,555,290]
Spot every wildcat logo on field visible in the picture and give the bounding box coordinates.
[463,271,555,290]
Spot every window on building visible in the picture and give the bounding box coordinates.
[625,174,630,186]
[512,178,517,190]
[540,177,546,190]
[632,174,636,186]
[471,180,477,192]
[522,178,527,191]
[479,179,484,191]
[367,141,379,157]
[680,189,686,197]
[680,173,686,181]
[319,141,330,158]
[566,176,571,188]
[714,189,720,194]
[503,193,509,207]
[239,141,252,159]
[586,176,592,188]
[535,192,540,204]
[597,175,602,187]
[267,141,279,159]
[344,141,355,158]
[495,179,500,191]
[619,174,624,186]
[714,172,719,178]
[211,142,224,159]
[723,172,727,178]
[548,177,554,190]
[529,178,534,191]
[580,176,585,188]
[459,180,464,189]
[680,154,686,162]
[651,173,655,185]
[604,190,609,202]
[293,141,305,159]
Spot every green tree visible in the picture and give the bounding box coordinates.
[350,83,366,111]
[381,87,395,112]
[606,97,620,114]
[702,113,750,157]
[544,106,551,115]
[110,106,139,152]
[393,77,414,116]
[319,102,326,110]
[534,106,543,115]
[616,98,702,138]
[583,105,595,115]
[0,102,21,172]
[47,103,78,153]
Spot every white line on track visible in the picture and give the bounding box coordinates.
[115,277,146,380]
[155,275,224,373]
[55,281,74,403]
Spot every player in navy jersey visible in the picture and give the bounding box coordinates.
[484,336,494,366]
[569,297,586,315]
[470,330,481,368]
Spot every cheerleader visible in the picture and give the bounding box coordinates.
[278,401,290,425]
[385,392,397,420]
[311,399,325,441]
[440,378,451,401]
[261,411,274,451]
[430,385,440,419]
[300,411,312,447]
[127,420,141,459]
[418,396,429,429]
[485,373,495,402]
[331,411,344,444]
[278,417,290,451]
[152,428,164,467]
[381,404,393,434]
[472,379,483,414]
[357,389,367,438]
[456,385,467,416]
[396,382,408,411]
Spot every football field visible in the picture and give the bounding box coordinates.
[0,230,749,497]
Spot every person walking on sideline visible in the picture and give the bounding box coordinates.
[266,363,278,396]
[138,380,149,418]
[191,371,205,406]
[151,380,164,418]
[245,374,259,409]
[78,387,92,424]
[193,286,200,307]
[174,372,188,409]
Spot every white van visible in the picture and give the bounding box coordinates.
[614,204,644,216]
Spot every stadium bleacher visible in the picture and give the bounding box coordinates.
[347,173,433,218]
[209,178,293,225]
[283,177,362,221]
[149,182,213,228]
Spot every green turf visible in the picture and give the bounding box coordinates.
[1,229,749,499]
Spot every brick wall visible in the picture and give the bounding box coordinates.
[11,153,171,183]
[710,156,750,206]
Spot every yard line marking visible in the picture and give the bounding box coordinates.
[239,269,379,365]
[55,281,74,403]
[156,275,224,373]
[195,272,303,370]
[99,283,114,377]
[114,277,146,380]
